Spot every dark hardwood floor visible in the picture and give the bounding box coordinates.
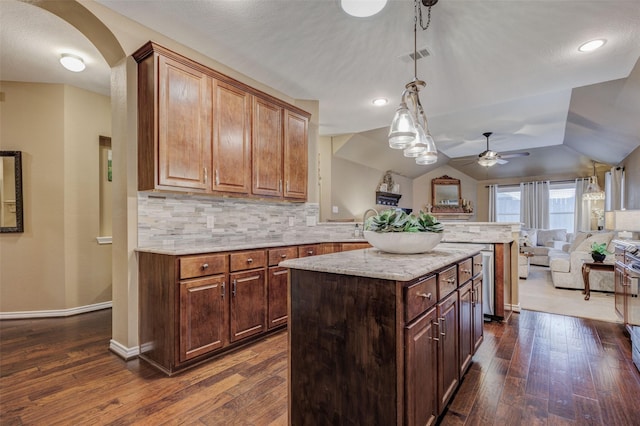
[1,309,639,425]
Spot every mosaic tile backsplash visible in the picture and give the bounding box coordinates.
[138,193,357,248]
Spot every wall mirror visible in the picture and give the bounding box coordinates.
[1,151,24,233]
[431,175,463,213]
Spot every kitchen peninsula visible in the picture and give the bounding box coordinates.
[280,243,484,425]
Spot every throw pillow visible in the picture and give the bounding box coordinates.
[574,232,615,253]
[568,232,591,253]
[536,229,567,247]
[521,228,538,247]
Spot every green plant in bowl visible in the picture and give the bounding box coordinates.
[363,209,444,254]
[365,209,443,233]
[590,242,611,262]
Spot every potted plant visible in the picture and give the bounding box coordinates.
[590,242,611,263]
[363,209,444,254]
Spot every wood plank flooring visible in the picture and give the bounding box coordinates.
[1,309,639,425]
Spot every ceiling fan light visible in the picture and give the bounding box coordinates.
[388,103,417,149]
[341,0,387,17]
[478,157,498,167]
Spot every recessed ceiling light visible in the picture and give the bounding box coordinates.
[372,98,388,106]
[578,39,606,52]
[60,53,86,72]
[341,0,387,18]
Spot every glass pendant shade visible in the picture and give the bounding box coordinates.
[403,125,428,157]
[583,176,605,200]
[415,133,438,165]
[388,103,417,149]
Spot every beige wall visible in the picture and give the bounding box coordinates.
[619,145,640,209]
[412,165,478,218]
[0,81,111,312]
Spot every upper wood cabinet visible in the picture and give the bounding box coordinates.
[134,42,310,201]
[252,97,283,197]
[212,80,251,194]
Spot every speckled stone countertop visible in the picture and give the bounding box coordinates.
[135,237,369,255]
[280,243,484,282]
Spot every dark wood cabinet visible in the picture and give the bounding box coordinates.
[179,275,227,362]
[283,109,308,200]
[229,250,267,343]
[138,53,212,192]
[405,307,438,426]
[212,80,251,194]
[252,97,283,197]
[134,42,309,201]
[437,291,460,412]
[472,277,484,352]
[268,266,289,329]
[298,244,321,258]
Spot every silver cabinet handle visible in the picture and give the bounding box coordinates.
[215,169,220,186]
[430,320,440,341]
[461,268,472,274]
[280,254,287,258]
[221,282,225,298]
[247,258,253,264]
[201,263,209,270]
[232,279,237,296]
[446,278,456,284]
[307,250,314,255]
[439,317,446,336]
[417,292,432,300]
[204,167,208,184]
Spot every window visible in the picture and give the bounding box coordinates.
[549,182,575,231]
[496,186,520,223]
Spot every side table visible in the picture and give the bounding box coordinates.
[518,251,534,279]
[581,261,615,300]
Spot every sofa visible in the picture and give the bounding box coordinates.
[548,231,615,292]
[519,228,571,266]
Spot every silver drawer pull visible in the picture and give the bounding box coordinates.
[247,258,253,263]
[461,268,472,274]
[201,263,209,270]
[446,278,456,284]
[474,262,482,267]
[417,292,432,300]
[280,254,287,258]
[307,250,314,255]
[440,317,446,336]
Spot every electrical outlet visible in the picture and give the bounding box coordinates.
[207,215,215,229]
[332,205,339,214]
[306,216,317,227]
[289,217,295,227]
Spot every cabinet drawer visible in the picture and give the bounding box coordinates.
[438,266,458,299]
[268,246,298,266]
[341,242,371,252]
[404,275,437,323]
[472,253,483,277]
[230,250,266,272]
[298,244,321,258]
[180,254,227,279]
[458,258,473,285]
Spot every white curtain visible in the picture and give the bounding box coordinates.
[605,167,625,211]
[488,184,498,222]
[520,181,549,228]
[574,177,591,233]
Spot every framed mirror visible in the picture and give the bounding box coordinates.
[1,151,24,233]
[431,175,463,213]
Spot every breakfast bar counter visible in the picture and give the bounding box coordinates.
[280,243,484,425]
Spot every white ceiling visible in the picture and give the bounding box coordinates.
[2,0,639,180]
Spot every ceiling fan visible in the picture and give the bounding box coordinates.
[477,132,529,167]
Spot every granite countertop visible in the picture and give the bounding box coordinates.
[442,237,514,244]
[279,243,485,281]
[135,237,369,255]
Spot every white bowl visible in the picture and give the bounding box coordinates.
[363,230,443,254]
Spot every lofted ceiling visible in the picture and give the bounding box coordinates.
[1,0,639,180]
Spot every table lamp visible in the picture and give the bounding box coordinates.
[604,210,640,239]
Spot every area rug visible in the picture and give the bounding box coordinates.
[518,265,620,323]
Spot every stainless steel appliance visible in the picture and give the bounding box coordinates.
[480,244,495,319]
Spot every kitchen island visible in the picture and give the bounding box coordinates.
[280,243,484,426]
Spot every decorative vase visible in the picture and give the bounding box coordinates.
[591,252,606,263]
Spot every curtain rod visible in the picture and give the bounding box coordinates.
[484,179,576,188]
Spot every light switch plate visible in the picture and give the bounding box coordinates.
[332,205,339,213]
[306,216,316,227]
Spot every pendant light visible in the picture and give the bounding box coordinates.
[388,0,439,165]
[583,161,605,201]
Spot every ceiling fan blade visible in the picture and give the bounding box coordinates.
[499,152,530,159]
[496,158,509,165]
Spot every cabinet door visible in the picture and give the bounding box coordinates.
[212,80,251,194]
[458,281,473,376]
[252,97,283,197]
[179,275,227,362]
[405,307,438,426]
[283,110,308,200]
[472,278,484,352]
[437,291,459,413]
[158,55,212,191]
[230,269,267,342]
[268,266,289,329]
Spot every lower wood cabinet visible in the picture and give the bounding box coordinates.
[179,275,227,362]
[472,277,484,352]
[437,290,460,413]
[458,281,474,376]
[405,307,438,426]
[268,266,289,329]
[230,269,266,342]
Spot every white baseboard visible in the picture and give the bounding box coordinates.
[0,301,112,320]
[109,339,140,360]
[507,303,522,313]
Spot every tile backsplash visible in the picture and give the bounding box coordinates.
[137,193,357,248]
